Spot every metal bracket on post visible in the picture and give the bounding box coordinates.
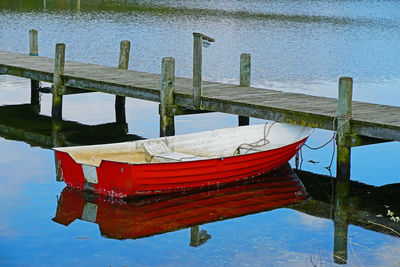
[192,32,215,109]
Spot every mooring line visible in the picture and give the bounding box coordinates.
[302,116,352,171]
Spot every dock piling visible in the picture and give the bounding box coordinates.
[239,53,251,126]
[193,34,202,109]
[51,43,65,120]
[115,40,130,123]
[192,33,215,109]
[336,77,353,179]
[29,29,40,107]
[160,57,175,137]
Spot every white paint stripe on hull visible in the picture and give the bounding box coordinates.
[82,164,98,184]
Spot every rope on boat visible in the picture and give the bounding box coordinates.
[174,121,276,160]
[150,151,205,162]
[301,115,352,172]
[233,121,276,155]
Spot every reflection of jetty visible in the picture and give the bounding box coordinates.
[1,30,400,178]
[293,170,400,264]
[1,103,399,262]
[0,104,142,148]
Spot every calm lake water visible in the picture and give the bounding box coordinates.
[1,0,400,266]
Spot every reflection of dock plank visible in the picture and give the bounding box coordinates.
[0,104,142,148]
[1,50,400,141]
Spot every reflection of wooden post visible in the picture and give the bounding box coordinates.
[337,77,353,179]
[54,151,64,182]
[190,225,200,246]
[239,53,250,126]
[52,43,65,120]
[115,40,130,124]
[52,119,64,181]
[190,226,211,247]
[29,29,40,107]
[333,179,349,264]
[160,57,175,137]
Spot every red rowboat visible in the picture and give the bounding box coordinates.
[52,164,308,240]
[54,122,313,198]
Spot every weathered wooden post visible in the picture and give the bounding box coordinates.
[160,57,175,137]
[115,40,130,124]
[192,33,215,109]
[239,53,251,126]
[29,29,38,56]
[52,43,65,120]
[29,29,40,107]
[336,77,353,179]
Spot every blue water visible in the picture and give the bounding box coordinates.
[1,0,400,266]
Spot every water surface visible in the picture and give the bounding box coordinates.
[1,0,400,266]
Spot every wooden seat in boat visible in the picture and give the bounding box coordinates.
[142,141,208,163]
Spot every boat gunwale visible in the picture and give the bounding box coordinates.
[54,123,314,167]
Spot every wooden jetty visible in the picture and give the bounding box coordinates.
[1,29,400,178]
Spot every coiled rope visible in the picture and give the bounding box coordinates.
[234,121,276,155]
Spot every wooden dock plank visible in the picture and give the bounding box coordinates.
[1,50,400,141]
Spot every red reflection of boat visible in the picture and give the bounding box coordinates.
[54,123,313,198]
[52,164,308,240]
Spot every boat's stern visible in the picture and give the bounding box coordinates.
[54,149,137,198]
